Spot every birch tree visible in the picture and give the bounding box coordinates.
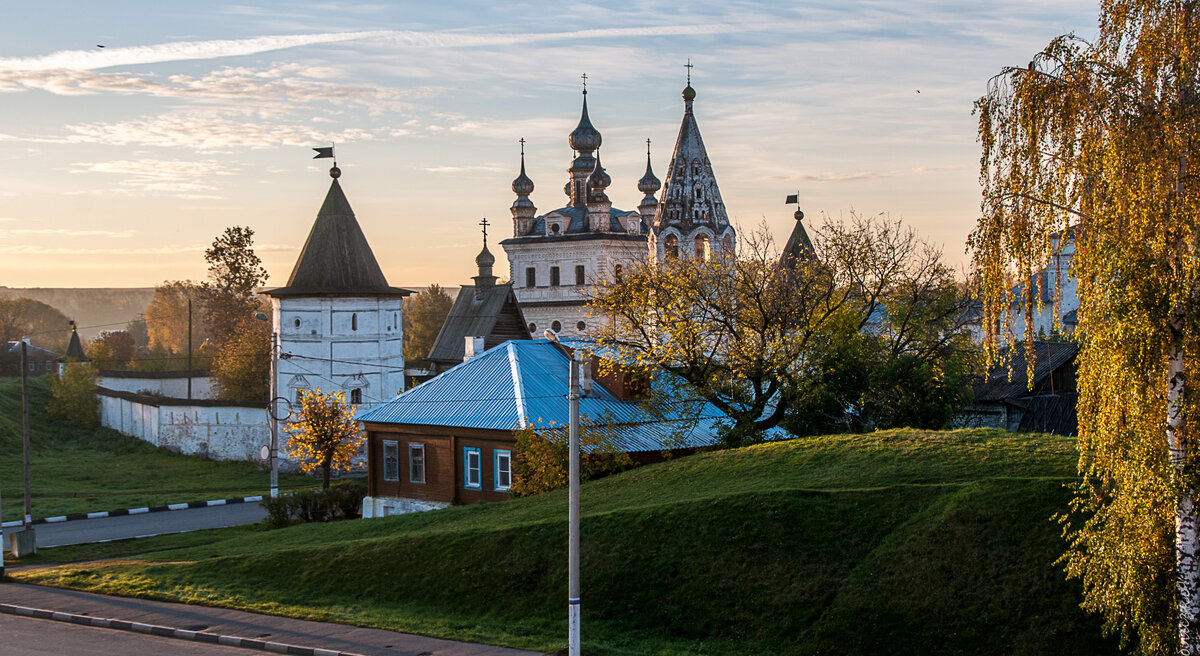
[971,2,1200,652]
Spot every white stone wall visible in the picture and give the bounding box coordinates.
[97,375,218,399]
[502,237,647,339]
[273,295,405,414]
[98,393,281,464]
[362,495,449,518]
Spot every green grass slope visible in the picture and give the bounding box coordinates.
[13,429,1121,655]
[0,376,313,521]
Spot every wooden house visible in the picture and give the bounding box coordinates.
[357,338,724,517]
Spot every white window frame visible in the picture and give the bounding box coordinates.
[494,449,512,492]
[463,447,482,490]
[409,443,426,484]
[382,440,400,482]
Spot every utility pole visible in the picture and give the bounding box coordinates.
[13,340,35,557]
[186,298,193,400]
[567,350,581,656]
[21,340,32,528]
[269,328,279,499]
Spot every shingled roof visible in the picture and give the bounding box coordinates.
[264,177,409,298]
[427,283,527,366]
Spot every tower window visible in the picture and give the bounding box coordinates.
[665,235,679,259]
[526,267,536,287]
[550,266,560,286]
[695,235,711,262]
[575,265,585,286]
[551,320,562,332]
[351,314,358,331]
[695,188,702,199]
[614,264,623,282]
[350,388,362,405]
[293,318,300,328]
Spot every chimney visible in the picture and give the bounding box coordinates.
[463,335,486,361]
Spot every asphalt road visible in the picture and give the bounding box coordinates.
[0,613,258,655]
[0,583,542,655]
[22,503,267,548]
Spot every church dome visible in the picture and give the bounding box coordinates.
[512,164,534,195]
[568,92,602,153]
[476,243,496,268]
[638,160,660,194]
[588,153,611,190]
[682,84,696,101]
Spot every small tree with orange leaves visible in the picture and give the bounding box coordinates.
[286,389,363,489]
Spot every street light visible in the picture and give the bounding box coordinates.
[254,312,283,499]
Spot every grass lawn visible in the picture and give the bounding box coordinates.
[0,376,315,522]
[10,428,1122,655]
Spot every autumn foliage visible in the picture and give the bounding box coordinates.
[286,389,364,488]
[510,423,631,497]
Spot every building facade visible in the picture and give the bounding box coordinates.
[501,81,735,339]
[262,166,410,411]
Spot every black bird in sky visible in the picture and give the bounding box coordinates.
[96,44,105,48]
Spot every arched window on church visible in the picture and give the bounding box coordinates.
[665,235,679,259]
[694,235,711,262]
[722,233,734,254]
[351,314,357,331]
[350,388,362,405]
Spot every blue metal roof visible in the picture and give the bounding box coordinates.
[358,339,724,452]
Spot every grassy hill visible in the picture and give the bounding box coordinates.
[11,429,1121,655]
[0,376,312,520]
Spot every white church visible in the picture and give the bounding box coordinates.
[500,78,737,339]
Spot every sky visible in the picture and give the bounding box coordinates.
[0,1,1101,289]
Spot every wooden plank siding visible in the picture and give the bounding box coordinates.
[363,422,516,505]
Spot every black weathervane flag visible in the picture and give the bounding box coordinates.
[785,194,799,204]
[312,146,335,159]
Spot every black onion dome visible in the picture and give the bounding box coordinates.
[568,92,602,153]
[638,155,661,193]
[512,158,534,195]
[475,243,496,268]
[588,152,611,190]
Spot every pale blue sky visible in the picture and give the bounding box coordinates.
[0,1,1098,287]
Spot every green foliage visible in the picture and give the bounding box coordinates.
[46,363,99,426]
[510,422,633,497]
[971,2,1200,652]
[260,479,366,528]
[211,317,269,402]
[199,226,269,347]
[12,429,1117,656]
[0,376,314,521]
[403,284,453,361]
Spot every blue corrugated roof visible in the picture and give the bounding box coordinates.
[357,339,724,452]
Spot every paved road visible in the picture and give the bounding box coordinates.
[21,503,267,548]
[0,613,257,655]
[0,584,542,656]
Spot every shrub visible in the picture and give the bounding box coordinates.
[47,363,99,426]
[258,478,366,528]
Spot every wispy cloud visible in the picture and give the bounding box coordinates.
[765,166,965,184]
[0,228,135,238]
[0,23,768,72]
[0,242,296,256]
[420,165,505,174]
[1,112,377,150]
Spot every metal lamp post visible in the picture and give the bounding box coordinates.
[568,349,582,656]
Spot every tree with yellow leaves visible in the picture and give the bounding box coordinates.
[972,1,1200,652]
[286,389,363,489]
